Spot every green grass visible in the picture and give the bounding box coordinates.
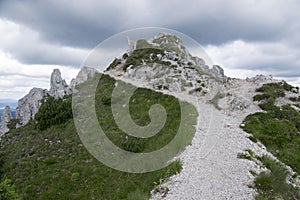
[237,149,255,161]
[254,156,299,200]
[253,82,296,111]
[243,82,300,174]
[0,74,197,199]
[123,48,165,71]
[242,82,300,199]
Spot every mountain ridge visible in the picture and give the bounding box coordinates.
[0,32,300,199]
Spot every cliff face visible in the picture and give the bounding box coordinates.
[16,88,48,126]
[16,69,71,127]
[14,68,97,128]
[0,106,13,136]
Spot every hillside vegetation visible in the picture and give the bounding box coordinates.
[0,74,197,199]
[242,82,300,199]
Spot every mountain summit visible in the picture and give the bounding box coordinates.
[107,33,226,96]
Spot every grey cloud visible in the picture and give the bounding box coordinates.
[0,0,300,90]
[1,0,299,48]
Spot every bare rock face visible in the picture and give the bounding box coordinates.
[16,88,48,126]
[49,69,72,99]
[13,68,96,128]
[210,65,226,81]
[70,66,97,88]
[0,106,13,136]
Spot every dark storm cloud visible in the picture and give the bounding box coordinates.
[0,0,121,48]
[1,0,298,48]
[0,0,300,88]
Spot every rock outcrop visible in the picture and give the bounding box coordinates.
[14,68,96,128]
[107,33,226,96]
[229,95,251,111]
[210,65,226,81]
[49,69,72,99]
[246,74,273,83]
[0,106,13,136]
[16,88,48,126]
[70,66,97,88]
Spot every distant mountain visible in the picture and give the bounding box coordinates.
[0,99,18,109]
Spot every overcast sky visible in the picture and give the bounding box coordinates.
[0,0,300,100]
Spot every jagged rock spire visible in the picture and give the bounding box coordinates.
[0,106,13,136]
[49,69,72,99]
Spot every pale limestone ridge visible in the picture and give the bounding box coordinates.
[16,87,48,126]
[14,68,97,128]
[0,106,13,136]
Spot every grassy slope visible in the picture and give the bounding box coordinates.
[241,82,300,199]
[0,74,197,200]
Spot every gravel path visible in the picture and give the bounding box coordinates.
[150,79,276,200]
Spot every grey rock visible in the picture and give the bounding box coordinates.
[1,106,13,124]
[69,78,76,90]
[49,69,72,99]
[210,65,226,81]
[72,66,97,87]
[246,74,273,83]
[16,88,48,126]
[0,106,13,136]
[230,95,251,111]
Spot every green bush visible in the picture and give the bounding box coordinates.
[106,58,120,71]
[123,48,165,71]
[35,95,73,130]
[122,53,128,59]
[6,119,19,130]
[0,178,20,200]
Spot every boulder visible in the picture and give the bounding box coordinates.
[230,95,251,111]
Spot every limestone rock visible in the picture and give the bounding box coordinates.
[49,69,72,99]
[72,66,97,87]
[0,106,13,136]
[16,88,48,126]
[210,65,226,81]
[230,95,251,111]
[246,74,273,83]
